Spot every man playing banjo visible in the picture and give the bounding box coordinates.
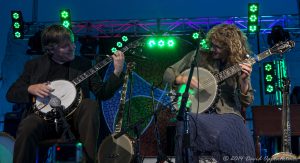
[163,24,255,162]
[6,24,125,163]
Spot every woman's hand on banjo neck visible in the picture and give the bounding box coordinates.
[28,82,54,98]
[238,63,252,94]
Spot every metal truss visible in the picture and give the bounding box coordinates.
[23,15,300,38]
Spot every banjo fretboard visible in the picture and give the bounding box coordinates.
[215,48,274,83]
[71,57,113,86]
[214,40,294,83]
[71,46,131,86]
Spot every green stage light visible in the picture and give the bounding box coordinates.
[59,9,72,29]
[111,47,117,53]
[116,42,123,48]
[265,75,273,82]
[60,10,69,19]
[158,39,165,47]
[14,31,21,38]
[14,22,21,29]
[192,32,199,39]
[12,12,20,20]
[249,15,257,22]
[266,85,274,93]
[249,26,257,33]
[265,63,272,71]
[11,11,24,39]
[62,21,71,28]
[122,36,128,42]
[167,39,175,47]
[200,39,209,50]
[249,4,258,12]
[149,40,155,47]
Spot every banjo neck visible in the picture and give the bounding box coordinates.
[214,40,295,83]
[71,57,113,86]
[114,62,135,133]
[281,78,292,152]
[71,37,144,86]
[215,47,278,83]
[271,78,297,160]
[71,47,131,86]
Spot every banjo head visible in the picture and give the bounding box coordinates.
[35,80,77,118]
[98,134,133,163]
[174,67,218,114]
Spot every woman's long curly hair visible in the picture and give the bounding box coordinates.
[205,24,252,64]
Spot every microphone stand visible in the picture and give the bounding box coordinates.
[53,108,59,133]
[50,97,76,142]
[176,41,201,163]
[133,123,142,163]
[56,105,76,142]
[151,84,173,163]
[127,66,134,128]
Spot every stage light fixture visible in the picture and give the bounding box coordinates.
[11,11,24,39]
[59,9,72,29]
[146,37,176,48]
[247,3,259,33]
[263,62,276,94]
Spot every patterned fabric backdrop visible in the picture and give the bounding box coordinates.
[101,36,195,156]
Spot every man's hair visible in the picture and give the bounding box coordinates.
[206,24,251,64]
[41,24,74,55]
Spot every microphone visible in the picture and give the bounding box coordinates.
[167,91,182,97]
[167,91,182,104]
[49,96,62,108]
[49,96,63,133]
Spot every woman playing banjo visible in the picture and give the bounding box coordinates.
[163,24,255,162]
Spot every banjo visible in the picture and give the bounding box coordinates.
[174,40,295,114]
[34,38,144,121]
[271,78,297,160]
[98,62,135,163]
